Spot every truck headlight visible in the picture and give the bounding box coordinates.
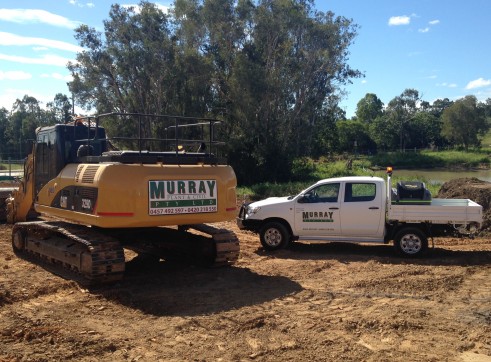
[247,205,261,216]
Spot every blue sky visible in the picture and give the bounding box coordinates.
[0,0,490,117]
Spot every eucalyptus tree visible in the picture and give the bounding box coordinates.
[69,3,180,114]
[0,108,8,158]
[430,98,453,118]
[68,0,361,183]
[483,98,491,120]
[408,111,443,149]
[46,93,72,124]
[386,89,420,151]
[7,96,44,158]
[226,0,361,182]
[441,95,488,150]
[368,114,400,151]
[68,2,182,142]
[355,93,383,123]
[336,119,374,154]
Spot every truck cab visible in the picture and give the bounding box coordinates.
[238,176,387,246]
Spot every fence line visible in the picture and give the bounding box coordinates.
[0,157,24,177]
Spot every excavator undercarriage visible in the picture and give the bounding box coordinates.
[11,221,239,285]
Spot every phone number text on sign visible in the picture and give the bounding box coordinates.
[149,205,218,215]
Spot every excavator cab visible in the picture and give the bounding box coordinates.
[34,123,107,196]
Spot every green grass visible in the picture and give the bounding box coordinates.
[237,181,314,201]
[480,129,491,149]
[0,163,23,171]
[368,149,490,169]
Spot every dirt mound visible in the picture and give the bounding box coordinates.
[437,177,491,230]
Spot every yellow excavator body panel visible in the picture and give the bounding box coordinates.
[35,162,237,228]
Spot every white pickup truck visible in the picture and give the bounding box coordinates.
[237,170,483,257]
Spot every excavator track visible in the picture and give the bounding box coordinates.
[12,221,125,285]
[186,224,240,266]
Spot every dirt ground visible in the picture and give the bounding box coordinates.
[1,177,491,362]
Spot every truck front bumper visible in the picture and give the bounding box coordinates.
[236,217,262,232]
[236,203,262,232]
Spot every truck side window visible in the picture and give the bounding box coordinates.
[304,183,340,203]
[344,183,376,202]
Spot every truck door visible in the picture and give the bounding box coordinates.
[294,182,341,236]
[340,182,384,237]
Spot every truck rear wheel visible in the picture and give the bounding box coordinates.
[394,227,427,257]
[259,222,290,251]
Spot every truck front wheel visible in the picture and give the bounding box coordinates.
[394,227,428,257]
[259,222,290,251]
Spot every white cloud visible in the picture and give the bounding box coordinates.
[465,77,491,90]
[0,53,73,67]
[437,82,457,88]
[40,72,73,81]
[419,27,429,33]
[0,70,32,81]
[69,1,96,8]
[0,9,80,29]
[429,20,440,25]
[0,88,46,110]
[388,15,411,26]
[0,32,83,52]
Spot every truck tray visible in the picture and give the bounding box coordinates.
[388,198,483,225]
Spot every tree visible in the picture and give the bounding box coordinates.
[408,111,443,149]
[483,98,491,120]
[226,1,362,182]
[336,119,374,154]
[0,108,8,158]
[68,2,181,141]
[441,95,488,150]
[386,89,420,151]
[68,0,361,184]
[311,102,344,158]
[7,95,43,159]
[46,93,72,124]
[430,98,453,118]
[355,93,383,123]
[368,114,400,151]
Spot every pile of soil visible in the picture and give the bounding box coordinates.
[437,177,491,231]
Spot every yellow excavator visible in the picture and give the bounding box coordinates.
[5,113,239,284]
